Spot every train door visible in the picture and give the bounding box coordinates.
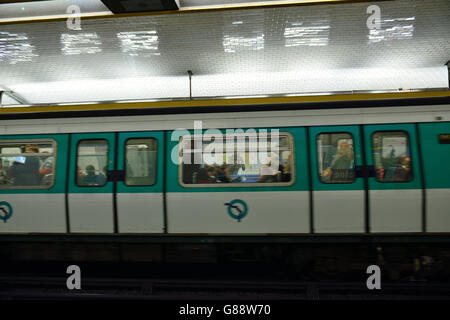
[116,132,164,233]
[364,124,423,232]
[418,122,450,232]
[0,134,69,233]
[309,126,365,233]
[68,133,115,233]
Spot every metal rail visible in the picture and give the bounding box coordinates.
[1,276,449,300]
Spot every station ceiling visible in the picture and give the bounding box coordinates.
[0,0,449,106]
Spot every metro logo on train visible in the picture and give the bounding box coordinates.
[224,199,248,222]
[0,201,13,223]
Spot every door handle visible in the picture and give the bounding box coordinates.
[107,170,124,182]
[366,165,375,178]
[355,165,364,178]
[355,165,375,178]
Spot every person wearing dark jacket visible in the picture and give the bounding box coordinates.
[9,145,41,186]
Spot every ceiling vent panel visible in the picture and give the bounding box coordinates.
[101,0,180,13]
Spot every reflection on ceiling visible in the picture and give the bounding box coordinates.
[117,31,160,56]
[0,31,38,64]
[284,19,330,47]
[368,17,416,44]
[0,0,449,105]
[223,13,265,53]
[61,33,102,55]
[223,33,265,53]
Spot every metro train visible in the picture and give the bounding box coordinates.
[0,95,449,278]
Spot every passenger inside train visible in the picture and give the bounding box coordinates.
[373,132,413,182]
[318,133,355,183]
[78,165,107,186]
[0,142,55,187]
[181,134,293,185]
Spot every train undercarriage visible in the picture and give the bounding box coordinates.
[1,236,449,283]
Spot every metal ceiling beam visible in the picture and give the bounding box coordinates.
[0,0,391,25]
[0,87,28,105]
[0,90,448,115]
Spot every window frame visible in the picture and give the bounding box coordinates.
[0,138,57,190]
[438,134,450,144]
[178,131,296,188]
[371,130,413,183]
[75,138,109,188]
[316,131,357,184]
[124,137,158,187]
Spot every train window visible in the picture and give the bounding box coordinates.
[179,132,294,186]
[76,140,108,187]
[0,140,56,189]
[372,131,412,182]
[317,133,355,183]
[438,134,450,144]
[125,138,157,186]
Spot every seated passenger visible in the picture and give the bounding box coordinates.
[39,155,53,176]
[322,141,354,182]
[0,160,4,176]
[281,154,291,182]
[376,163,385,181]
[0,160,10,185]
[197,167,216,183]
[258,161,276,183]
[216,165,232,183]
[228,153,246,175]
[81,165,107,186]
[77,166,84,180]
[393,157,412,181]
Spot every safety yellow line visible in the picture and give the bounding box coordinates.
[0,0,390,25]
[1,90,448,114]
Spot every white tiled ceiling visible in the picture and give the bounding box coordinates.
[0,0,449,104]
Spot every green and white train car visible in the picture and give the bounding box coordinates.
[0,99,449,239]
